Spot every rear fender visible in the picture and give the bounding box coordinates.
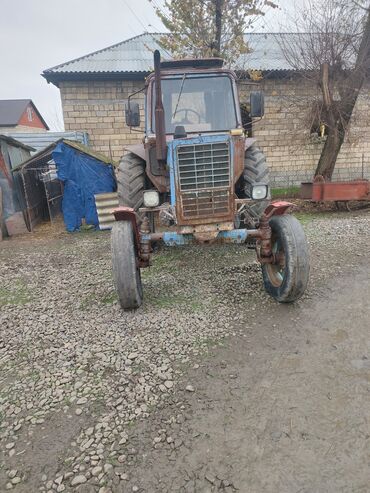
[124,144,146,161]
[125,143,169,193]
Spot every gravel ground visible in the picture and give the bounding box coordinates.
[0,208,369,492]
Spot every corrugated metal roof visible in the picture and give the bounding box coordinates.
[43,33,300,83]
[3,131,89,154]
[12,139,114,172]
[0,134,35,152]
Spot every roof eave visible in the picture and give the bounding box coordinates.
[43,68,300,87]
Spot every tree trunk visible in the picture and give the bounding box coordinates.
[315,126,345,179]
[314,6,370,179]
[315,63,344,179]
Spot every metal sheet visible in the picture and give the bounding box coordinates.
[311,180,370,201]
[95,192,119,230]
[43,33,300,83]
[4,131,89,155]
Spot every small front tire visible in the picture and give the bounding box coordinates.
[111,221,143,309]
[262,215,309,303]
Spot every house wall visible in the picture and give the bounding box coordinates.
[60,77,370,185]
[60,80,145,162]
[18,103,47,130]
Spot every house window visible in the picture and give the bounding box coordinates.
[27,107,33,122]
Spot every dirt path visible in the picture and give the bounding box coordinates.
[1,210,370,492]
[124,264,370,493]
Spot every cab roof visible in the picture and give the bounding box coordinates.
[160,58,224,70]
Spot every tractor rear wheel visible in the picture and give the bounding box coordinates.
[117,152,145,210]
[243,144,270,224]
[117,152,156,232]
[111,221,143,309]
[262,215,309,303]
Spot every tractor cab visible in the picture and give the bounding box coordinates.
[146,62,241,137]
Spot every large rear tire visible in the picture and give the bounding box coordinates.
[262,215,309,303]
[111,221,143,309]
[117,153,145,210]
[243,144,270,223]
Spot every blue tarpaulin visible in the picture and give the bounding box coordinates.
[52,142,116,232]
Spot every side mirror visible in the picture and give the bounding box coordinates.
[125,101,140,127]
[250,91,265,118]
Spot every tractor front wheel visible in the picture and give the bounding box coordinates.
[262,215,309,303]
[111,221,143,309]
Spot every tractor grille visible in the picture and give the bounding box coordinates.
[176,141,231,219]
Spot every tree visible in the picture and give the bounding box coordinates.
[280,0,370,180]
[150,0,277,64]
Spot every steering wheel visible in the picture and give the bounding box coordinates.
[175,108,201,124]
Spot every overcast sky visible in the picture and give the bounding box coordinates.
[0,0,298,131]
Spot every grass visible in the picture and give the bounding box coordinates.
[293,211,318,225]
[144,292,192,309]
[0,280,33,306]
[271,186,300,199]
[101,290,118,304]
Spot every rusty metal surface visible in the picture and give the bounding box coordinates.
[174,139,235,226]
[233,136,245,184]
[300,182,313,200]
[263,201,294,218]
[145,145,169,193]
[178,221,234,234]
[154,50,167,162]
[311,179,370,201]
[139,216,151,265]
[113,207,150,268]
[255,201,295,263]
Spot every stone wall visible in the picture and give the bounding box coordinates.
[60,77,370,186]
[60,80,145,162]
[245,78,370,186]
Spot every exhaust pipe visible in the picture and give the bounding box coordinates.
[154,50,167,162]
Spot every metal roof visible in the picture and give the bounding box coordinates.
[43,33,299,85]
[0,99,31,126]
[3,131,89,155]
[0,134,35,152]
[12,139,115,173]
[0,99,49,129]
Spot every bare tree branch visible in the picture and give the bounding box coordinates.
[279,0,370,179]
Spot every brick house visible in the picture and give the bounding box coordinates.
[0,99,49,133]
[43,33,370,187]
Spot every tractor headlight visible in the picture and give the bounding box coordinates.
[143,190,160,208]
[252,185,268,200]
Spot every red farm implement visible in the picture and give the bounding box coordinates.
[300,176,370,210]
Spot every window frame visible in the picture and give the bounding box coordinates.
[148,72,241,135]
